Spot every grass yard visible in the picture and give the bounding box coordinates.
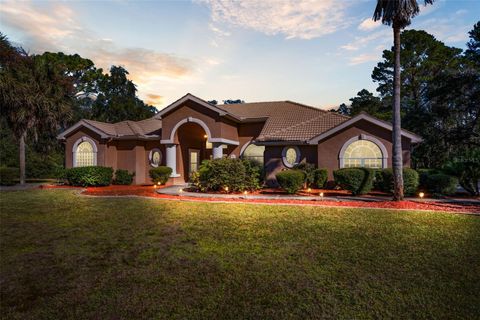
[1,190,479,319]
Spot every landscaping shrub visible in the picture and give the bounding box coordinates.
[333,168,374,195]
[426,173,458,196]
[0,167,18,186]
[113,169,135,185]
[442,151,480,196]
[276,170,304,194]
[66,166,113,187]
[192,158,261,192]
[313,168,328,189]
[417,169,438,191]
[376,168,419,196]
[293,163,315,187]
[149,166,172,185]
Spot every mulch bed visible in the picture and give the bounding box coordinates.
[40,184,480,214]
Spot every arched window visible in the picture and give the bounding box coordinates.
[282,146,301,168]
[73,137,97,167]
[342,139,383,168]
[149,148,162,167]
[241,143,265,166]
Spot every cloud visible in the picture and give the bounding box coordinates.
[358,18,381,31]
[145,94,164,106]
[0,1,196,107]
[341,29,390,51]
[349,53,380,66]
[198,0,350,40]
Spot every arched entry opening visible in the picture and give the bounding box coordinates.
[174,122,213,181]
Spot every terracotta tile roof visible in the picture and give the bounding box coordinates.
[218,101,349,141]
[83,118,161,138]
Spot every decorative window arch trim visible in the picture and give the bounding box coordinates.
[282,146,301,168]
[160,116,239,146]
[72,136,98,167]
[338,134,388,168]
[149,148,163,167]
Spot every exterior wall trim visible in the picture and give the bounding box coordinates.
[155,93,229,119]
[308,113,422,144]
[72,136,98,167]
[338,134,388,169]
[57,120,110,140]
[161,116,239,145]
[281,145,301,168]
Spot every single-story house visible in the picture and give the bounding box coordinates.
[57,93,422,185]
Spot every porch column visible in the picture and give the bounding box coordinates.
[165,144,180,177]
[212,143,223,159]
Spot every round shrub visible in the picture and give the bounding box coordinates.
[333,168,374,195]
[276,170,304,194]
[149,166,172,185]
[293,163,315,187]
[376,168,419,196]
[192,158,261,192]
[0,167,18,186]
[113,169,135,185]
[313,168,328,189]
[66,166,113,187]
[426,173,458,196]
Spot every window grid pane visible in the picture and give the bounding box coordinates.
[343,140,382,169]
[76,141,95,167]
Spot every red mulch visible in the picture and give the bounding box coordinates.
[40,184,480,214]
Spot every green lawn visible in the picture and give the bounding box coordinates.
[1,190,479,319]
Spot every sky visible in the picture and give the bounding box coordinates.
[0,0,478,110]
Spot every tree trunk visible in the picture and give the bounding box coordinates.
[19,131,26,185]
[392,25,404,201]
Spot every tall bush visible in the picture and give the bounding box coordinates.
[426,173,458,196]
[0,167,18,186]
[149,166,172,185]
[276,170,304,194]
[192,158,261,192]
[293,163,315,187]
[443,151,480,196]
[66,166,113,187]
[334,168,374,195]
[376,168,419,196]
[313,168,328,189]
[113,169,135,185]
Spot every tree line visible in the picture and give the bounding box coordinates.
[333,23,479,171]
[0,34,156,182]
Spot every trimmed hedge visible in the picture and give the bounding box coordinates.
[426,173,458,196]
[293,163,316,187]
[334,168,374,195]
[276,170,305,194]
[113,169,135,185]
[149,166,172,185]
[376,168,419,196]
[0,167,18,186]
[313,168,328,189]
[66,166,113,187]
[192,158,261,192]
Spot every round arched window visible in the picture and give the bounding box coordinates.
[343,140,382,168]
[149,148,162,167]
[241,143,265,166]
[75,140,96,167]
[282,146,300,168]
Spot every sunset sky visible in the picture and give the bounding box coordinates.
[0,0,478,110]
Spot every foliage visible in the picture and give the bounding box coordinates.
[113,169,135,185]
[192,158,261,192]
[442,150,480,196]
[425,173,458,196]
[334,168,374,195]
[0,167,17,185]
[376,168,420,196]
[2,190,480,319]
[65,166,113,187]
[293,162,316,187]
[275,170,305,194]
[222,99,245,104]
[149,166,172,185]
[313,168,328,189]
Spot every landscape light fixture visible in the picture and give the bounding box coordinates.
[419,192,425,199]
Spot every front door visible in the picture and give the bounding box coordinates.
[189,149,200,176]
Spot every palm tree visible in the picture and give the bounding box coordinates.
[0,34,72,185]
[373,0,434,200]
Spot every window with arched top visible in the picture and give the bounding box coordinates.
[342,140,383,168]
[74,140,97,167]
[241,143,265,166]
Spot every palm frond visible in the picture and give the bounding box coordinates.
[373,0,434,28]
